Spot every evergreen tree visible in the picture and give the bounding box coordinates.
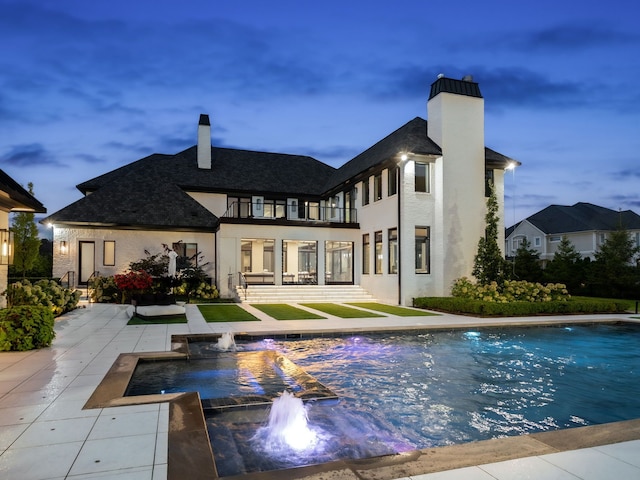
[592,225,640,297]
[544,236,584,291]
[513,238,544,283]
[472,181,507,285]
[11,183,41,279]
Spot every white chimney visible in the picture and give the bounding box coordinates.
[197,114,211,169]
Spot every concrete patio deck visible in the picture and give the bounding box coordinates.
[1,301,640,479]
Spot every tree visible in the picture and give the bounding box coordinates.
[544,236,584,291]
[513,238,544,283]
[591,225,640,297]
[472,181,508,285]
[11,183,41,279]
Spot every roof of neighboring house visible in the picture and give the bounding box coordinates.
[518,202,640,235]
[43,116,517,230]
[0,169,47,213]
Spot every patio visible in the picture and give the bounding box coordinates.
[1,302,640,479]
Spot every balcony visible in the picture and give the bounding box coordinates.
[221,201,358,225]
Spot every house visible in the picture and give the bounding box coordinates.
[505,202,640,263]
[0,169,47,307]
[42,75,516,305]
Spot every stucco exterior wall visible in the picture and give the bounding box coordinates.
[187,192,228,216]
[52,227,216,286]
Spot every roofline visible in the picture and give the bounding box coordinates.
[40,220,219,233]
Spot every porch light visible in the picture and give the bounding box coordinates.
[0,229,14,265]
[60,241,68,254]
[505,161,517,171]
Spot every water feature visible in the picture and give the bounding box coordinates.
[217,331,236,351]
[127,322,640,476]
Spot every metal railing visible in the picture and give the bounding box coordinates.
[85,271,99,302]
[59,271,75,289]
[222,201,357,224]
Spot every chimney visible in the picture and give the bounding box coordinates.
[197,114,211,169]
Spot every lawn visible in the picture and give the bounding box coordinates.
[197,304,260,322]
[346,302,440,316]
[127,315,188,325]
[251,304,326,320]
[300,303,385,318]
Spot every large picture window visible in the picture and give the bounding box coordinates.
[388,228,398,274]
[415,162,429,193]
[375,231,383,274]
[240,238,275,284]
[325,241,353,284]
[415,227,430,273]
[282,240,317,284]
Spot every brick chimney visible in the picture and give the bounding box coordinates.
[197,114,211,169]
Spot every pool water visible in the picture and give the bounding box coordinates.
[129,323,640,476]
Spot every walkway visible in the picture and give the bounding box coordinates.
[0,302,639,479]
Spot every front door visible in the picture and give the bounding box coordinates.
[79,241,95,284]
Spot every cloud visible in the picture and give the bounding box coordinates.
[1,143,64,167]
[511,23,640,52]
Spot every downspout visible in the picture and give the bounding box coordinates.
[397,162,403,305]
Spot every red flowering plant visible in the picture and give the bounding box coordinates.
[113,270,153,303]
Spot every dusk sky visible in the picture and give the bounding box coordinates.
[2,0,639,235]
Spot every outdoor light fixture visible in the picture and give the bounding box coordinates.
[400,153,409,162]
[505,161,517,171]
[60,240,68,254]
[0,229,14,265]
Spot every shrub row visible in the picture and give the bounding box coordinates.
[89,274,219,303]
[0,306,55,351]
[451,277,570,303]
[412,296,628,316]
[4,279,81,316]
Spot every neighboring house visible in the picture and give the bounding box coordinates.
[42,75,516,305]
[0,169,47,307]
[505,202,640,263]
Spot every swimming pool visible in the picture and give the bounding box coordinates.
[128,322,640,476]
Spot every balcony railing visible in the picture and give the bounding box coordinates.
[222,202,357,224]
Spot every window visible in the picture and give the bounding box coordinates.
[485,169,494,197]
[549,236,562,243]
[512,237,524,250]
[325,241,353,284]
[362,177,370,206]
[241,239,275,279]
[375,231,383,274]
[103,241,115,266]
[388,228,398,274]
[388,167,398,196]
[172,242,198,266]
[306,201,320,220]
[282,240,317,284]
[227,196,251,218]
[415,227,430,273]
[374,173,382,201]
[415,162,429,192]
[362,234,370,274]
[534,237,541,247]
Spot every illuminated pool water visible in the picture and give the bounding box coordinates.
[128,323,640,476]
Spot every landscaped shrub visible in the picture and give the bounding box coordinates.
[412,296,628,316]
[451,277,570,303]
[174,278,219,302]
[114,270,153,303]
[0,306,55,351]
[88,275,120,303]
[4,279,81,316]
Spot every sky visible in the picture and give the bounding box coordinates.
[1,0,639,236]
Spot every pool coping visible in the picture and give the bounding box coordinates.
[83,319,640,479]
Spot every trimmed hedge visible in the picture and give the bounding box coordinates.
[0,306,55,351]
[412,296,628,317]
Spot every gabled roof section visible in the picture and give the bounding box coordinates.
[325,117,441,191]
[0,169,46,213]
[526,202,640,234]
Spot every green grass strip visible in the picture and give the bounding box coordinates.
[252,304,326,320]
[300,303,385,318]
[127,315,187,325]
[198,304,260,322]
[346,302,440,316]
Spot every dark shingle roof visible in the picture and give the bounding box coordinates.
[0,169,46,213]
[44,116,518,229]
[526,202,640,234]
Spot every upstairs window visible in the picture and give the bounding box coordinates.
[362,177,370,206]
[374,173,382,201]
[388,167,398,196]
[415,162,429,193]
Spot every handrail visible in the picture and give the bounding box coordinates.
[59,271,75,289]
[222,201,357,223]
[86,271,100,303]
[238,272,247,301]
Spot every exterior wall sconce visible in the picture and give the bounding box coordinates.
[0,229,14,265]
[60,240,68,254]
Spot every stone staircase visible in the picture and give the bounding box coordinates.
[235,285,376,304]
